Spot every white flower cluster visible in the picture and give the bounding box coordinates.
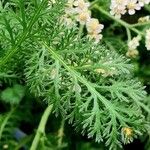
[138,16,150,23]
[126,30,150,57]
[110,0,150,18]
[126,36,141,58]
[63,0,104,43]
[145,29,150,50]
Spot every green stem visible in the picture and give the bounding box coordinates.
[131,21,150,27]
[0,107,16,140]
[89,0,99,9]
[30,104,53,150]
[126,27,131,42]
[57,119,65,147]
[78,24,84,39]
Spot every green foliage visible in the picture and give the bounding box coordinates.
[0,108,18,148]
[1,84,25,105]
[0,0,149,150]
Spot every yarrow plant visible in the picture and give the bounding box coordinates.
[0,0,150,150]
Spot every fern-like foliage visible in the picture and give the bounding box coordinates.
[0,108,19,148]
[0,0,149,149]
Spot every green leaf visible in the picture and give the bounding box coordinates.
[1,84,25,105]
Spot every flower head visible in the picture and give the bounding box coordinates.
[138,16,150,23]
[110,0,148,17]
[110,0,127,18]
[126,49,139,58]
[76,10,91,24]
[64,0,104,43]
[128,35,141,50]
[138,0,150,6]
[122,127,133,137]
[127,0,141,15]
[127,36,141,58]
[73,0,90,10]
[86,18,104,34]
[86,18,104,43]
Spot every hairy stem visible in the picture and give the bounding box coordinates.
[30,104,53,150]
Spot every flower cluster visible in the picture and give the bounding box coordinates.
[126,36,141,58]
[138,16,150,23]
[145,29,150,50]
[110,0,150,18]
[63,0,104,43]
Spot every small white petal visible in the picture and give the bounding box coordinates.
[128,9,135,15]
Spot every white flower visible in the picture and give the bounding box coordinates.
[86,18,104,43]
[110,6,126,18]
[86,18,104,34]
[111,0,128,7]
[73,0,90,10]
[64,0,104,43]
[110,0,149,17]
[138,0,150,7]
[76,10,91,24]
[128,36,141,50]
[110,0,128,18]
[145,29,150,50]
[127,0,141,15]
[138,16,150,22]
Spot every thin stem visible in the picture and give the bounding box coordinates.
[30,104,53,150]
[78,24,84,39]
[57,119,65,147]
[126,27,131,42]
[0,107,16,140]
[131,21,150,27]
[89,0,99,9]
